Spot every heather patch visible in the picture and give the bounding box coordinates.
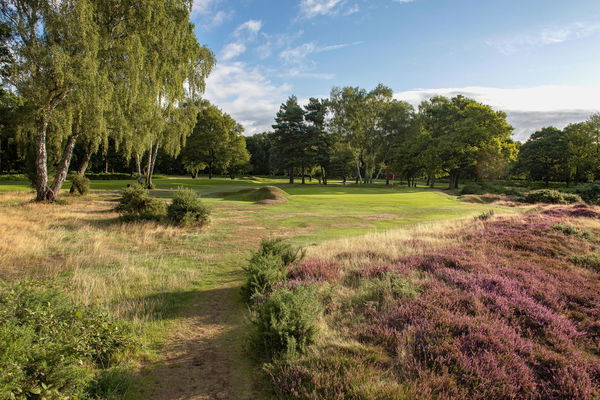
[266,207,600,399]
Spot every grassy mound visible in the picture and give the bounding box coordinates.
[242,186,289,204]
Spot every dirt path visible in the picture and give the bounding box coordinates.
[136,209,267,400]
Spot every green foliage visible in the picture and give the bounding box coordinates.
[70,174,90,195]
[243,254,287,302]
[167,188,210,226]
[254,238,306,267]
[254,286,322,358]
[574,183,600,205]
[524,189,582,204]
[0,282,131,400]
[552,224,592,240]
[570,254,600,272]
[460,182,522,196]
[475,210,495,221]
[116,185,166,222]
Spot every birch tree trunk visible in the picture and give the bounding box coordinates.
[35,117,50,201]
[49,134,78,200]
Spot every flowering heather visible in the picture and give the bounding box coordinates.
[269,206,600,399]
[288,259,342,282]
[541,204,600,219]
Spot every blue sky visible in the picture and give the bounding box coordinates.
[191,0,600,140]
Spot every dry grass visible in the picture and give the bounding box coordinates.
[0,192,204,324]
[308,217,485,268]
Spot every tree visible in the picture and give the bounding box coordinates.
[246,132,274,175]
[304,98,331,184]
[272,96,306,184]
[517,127,567,184]
[419,96,514,189]
[180,102,248,179]
[329,85,395,184]
[1,0,214,199]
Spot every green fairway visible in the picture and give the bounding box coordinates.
[0,176,506,244]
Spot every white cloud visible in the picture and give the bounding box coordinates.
[219,43,246,61]
[279,41,363,64]
[488,21,600,54]
[204,62,293,135]
[191,0,232,29]
[394,85,600,141]
[234,19,263,38]
[299,0,346,18]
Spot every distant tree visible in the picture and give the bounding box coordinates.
[419,96,514,189]
[246,132,274,175]
[180,102,248,179]
[329,84,395,184]
[563,122,597,183]
[517,127,568,184]
[272,96,306,184]
[304,98,332,184]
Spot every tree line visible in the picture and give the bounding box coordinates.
[245,87,599,188]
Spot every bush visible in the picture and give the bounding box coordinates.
[552,224,592,240]
[167,188,210,226]
[0,283,131,400]
[460,183,486,195]
[254,286,322,357]
[570,254,600,271]
[460,182,522,197]
[574,183,600,205]
[255,238,306,267]
[69,174,90,195]
[524,189,582,204]
[116,185,166,222]
[243,254,287,301]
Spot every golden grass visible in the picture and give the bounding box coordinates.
[308,217,486,268]
[0,192,203,325]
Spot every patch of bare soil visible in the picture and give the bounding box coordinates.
[138,284,258,400]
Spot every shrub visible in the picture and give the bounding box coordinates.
[0,283,131,400]
[574,183,600,205]
[243,254,287,301]
[460,182,522,197]
[524,189,582,204]
[552,224,592,240]
[69,174,90,195]
[116,185,166,222]
[570,254,600,272]
[167,188,210,226]
[254,286,322,357]
[475,210,495,221]
[460,183,485,195]
[255,238,306,266]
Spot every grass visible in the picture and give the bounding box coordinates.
[0,176,519,398]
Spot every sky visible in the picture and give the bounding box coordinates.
[191,0,600,141]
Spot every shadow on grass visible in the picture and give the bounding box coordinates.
[133,285,259,400]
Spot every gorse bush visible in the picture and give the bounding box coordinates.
[69,174,90,195]
[167,188,210,226]
[116,185,166,222]
[524,189,582,204]
[255,286,322,358]
[243,238,306,302]
[255,238,306,267]
[243,254,287,302]
[0,283,132,400]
